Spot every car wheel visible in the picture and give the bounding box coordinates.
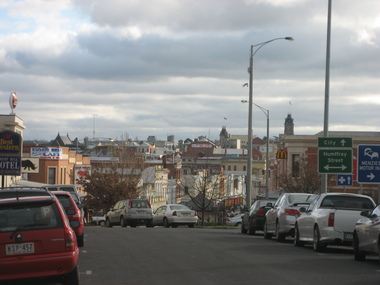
[99,220,106,227]
[62,266,79,285]
[294,224,304,247]
[353,232,366,261]
[106,218,113,228]
[248,221,256,236]
[146,220,153,228]
[77,234,84,247]
[188,223,195,228]
[313,226,326,252]
[275,221,286,242]
[163,218,170,228]
[120,216,126,227]
[263,220,272,239]
[241,220,248,234]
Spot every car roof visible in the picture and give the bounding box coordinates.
[0,195,57,206]
[0,187,53,199]
[52,190,73,196]
[321,192,373,199]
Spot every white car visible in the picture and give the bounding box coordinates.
[294,193,375,252]
[264,193,316,242]
[225,214,243,226]
[353,203,380,261]
[152,204,198,228]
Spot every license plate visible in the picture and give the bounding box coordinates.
[181,213,190,216]
[344,232,353,241]
[6,243,34,255]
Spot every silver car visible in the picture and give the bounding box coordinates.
[264,193,316,242]
[353,203,380,261]
[152,204,198,228]
[106,199,153,227]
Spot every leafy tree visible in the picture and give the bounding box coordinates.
[278,158,321,194]
[77,137,145,213]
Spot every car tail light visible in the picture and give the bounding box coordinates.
[172,211,177,216]
[147,200,152,208]
[64,228,76,252]
[256,208,265,216]
[328,212,335,227]
[285,209,300,216]
[194,211,198,216]
[128,200,132,208]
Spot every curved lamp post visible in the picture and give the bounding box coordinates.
[245,37,294,208]
[242,101,270,199]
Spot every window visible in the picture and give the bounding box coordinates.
[48,167,56,184]
[292,154,300,177]
[233,166,237,171]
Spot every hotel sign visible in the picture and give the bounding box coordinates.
[0,131,22,175]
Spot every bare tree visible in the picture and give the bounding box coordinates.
[278,158,321,194]
[179,164,224,225]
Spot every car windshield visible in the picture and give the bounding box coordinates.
[0,202,63,233]
[288,194,315,205]
[169,205,190,211]
[320,196,374,209]
[56,195,72,209]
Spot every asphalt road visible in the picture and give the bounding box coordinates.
[78,226,380,285]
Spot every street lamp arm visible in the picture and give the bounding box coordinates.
[241,100,269,118]
[251,37,294,57]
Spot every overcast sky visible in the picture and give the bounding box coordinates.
[0,0,379,143]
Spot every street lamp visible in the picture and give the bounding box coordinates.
[245,37,294,208]
[242,100,270,199]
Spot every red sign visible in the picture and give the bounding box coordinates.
[9,92,18,110]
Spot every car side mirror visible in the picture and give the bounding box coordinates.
[360,210,371,218]
[266,202,273,207]
[299,207,306,213]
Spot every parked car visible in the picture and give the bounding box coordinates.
[53,191,85,247]
[264,193,316,242]
[353,203,380,261]
[91,211,106,226]
[152,204,198,228]
[44,184,85,218]
[0,195,79,284]
[294,193,375,252]
[106,199,153,227]
[241,199,275,235]
[225,214,243,226]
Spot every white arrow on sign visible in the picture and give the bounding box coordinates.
[324,164,347,171]
[340,139,347,146]
[367,173,375,180]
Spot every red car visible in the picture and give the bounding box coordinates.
[53,191,85,247]
[0,195,79,284]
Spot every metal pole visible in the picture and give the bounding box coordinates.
[246,46,253,209]
[245,37,294,208]
[321,0,332,194]
[266,110,269,198]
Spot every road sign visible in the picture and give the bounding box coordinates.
[318,137,352,148]
[337,174,353,186]
[318,149,352,174]
[357,145,380,183]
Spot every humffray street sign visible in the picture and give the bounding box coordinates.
[357,145,380,183]
[337,174,353,186]
[318,149,352,174]
[318,137,352,148]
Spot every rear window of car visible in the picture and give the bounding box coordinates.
[288,194,316,205]
[0,201,64,233]
[56,195,73,209]
[320,196,374,210]
[131,200,149,208]
[170,205,189,210]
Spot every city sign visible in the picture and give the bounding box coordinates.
[337,174,353,186]
[357,145,380,183]
[318,149,352,174]
[318,137,352,148]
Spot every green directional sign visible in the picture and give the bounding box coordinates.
[318,137,352,148]
[318,149,352,174]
